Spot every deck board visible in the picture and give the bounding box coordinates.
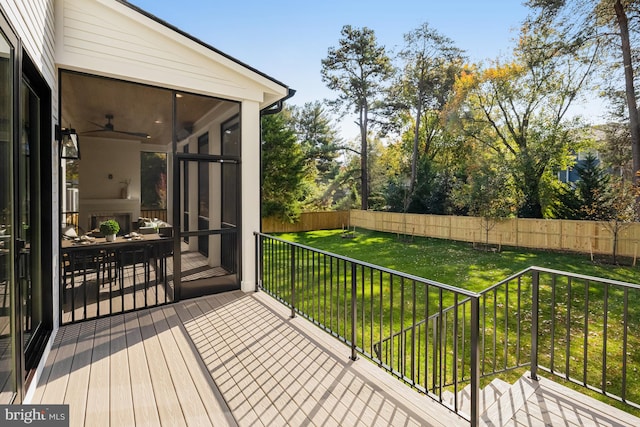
[38,322,80,404]
[84,317,111,427]
[136,309,186,427]
[123,311,161,427]
[148,307,211,426]
[162,304,237,426]
[109,314,135,427]
[63,321,95,425]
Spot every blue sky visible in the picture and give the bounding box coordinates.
[129,1,528,101]
[127,1,541,138]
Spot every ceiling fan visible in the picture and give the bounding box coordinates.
[85,114,150,139]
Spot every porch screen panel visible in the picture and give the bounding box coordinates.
[175,92,240,297]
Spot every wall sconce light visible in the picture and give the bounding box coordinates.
[56,125,80,159]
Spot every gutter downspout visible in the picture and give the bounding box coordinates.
[260,88,296,116]
[258,88,296,232]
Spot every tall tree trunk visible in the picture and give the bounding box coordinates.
[614,0,640,187]
[517,155,543,218]
[408,103,422,212]
[360,104,369,210]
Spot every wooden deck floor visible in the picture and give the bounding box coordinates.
[32,290,640,427]
[34,290,465,426]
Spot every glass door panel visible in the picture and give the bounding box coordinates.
[0,25,16,404]
[19,78,42,361]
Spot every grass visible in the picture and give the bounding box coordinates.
[276,229,639,291]
[269,228,640,417]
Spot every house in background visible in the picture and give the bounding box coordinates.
[0,0,292,403]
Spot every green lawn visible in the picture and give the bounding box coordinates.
[276,229,639,291]
[270,228,640,416]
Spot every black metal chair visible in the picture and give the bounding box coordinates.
[117,244,151,310]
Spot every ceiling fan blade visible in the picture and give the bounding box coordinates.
[84,115,149,138]
[88,121,106,129]
[114,129,150,138]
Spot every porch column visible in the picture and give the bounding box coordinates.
[241,100,260,292]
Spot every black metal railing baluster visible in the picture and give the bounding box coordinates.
[602,282,609,395]
[622,287,629,401]
[290,244,296,318]
[583,279,589,386]
[254,233,640,423]
[351,262,357,361]
[550,275,556,372]
[531,270,539,380]
[565,276,572,381]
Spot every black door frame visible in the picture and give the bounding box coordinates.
[0,7,53,403]
[21,55,53,387]
[171,94,242,301]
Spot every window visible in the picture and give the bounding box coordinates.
[140,152,167,209]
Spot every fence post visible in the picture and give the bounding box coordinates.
[290,244,296,318]
[530,270,540,380]
[470,296,480,427]
[351,262,358,361]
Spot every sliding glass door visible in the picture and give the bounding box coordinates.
[19,76,45,374]
[0,17,16,404]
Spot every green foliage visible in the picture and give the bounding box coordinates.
[552,153,615,220]
[450,19,595,217]
[140,152,167,209]
[321,25,394,209]
[261,112,306,222]
[288,102,344,210]
[453,158,515,219]
[99,219,120,235]
[526,0,640,187]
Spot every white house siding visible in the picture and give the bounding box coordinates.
[56,0,286,106]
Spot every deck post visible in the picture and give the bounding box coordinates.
[350,262,357,361]
[290,244,296,318]
[254,232,261,292]
[470,296,480,427]
[530,270,540,381]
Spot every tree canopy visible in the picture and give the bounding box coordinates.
[261,8,639,224]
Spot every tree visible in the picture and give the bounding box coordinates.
[552,153,614,219]
[140,152,167,209]
[321,25,393,210]
[261,112,306,222]
[452,157,515,249]
[289,102,343,209]
[526,0,640,189]
[389,22,465,209]
[449,20,596,217]
[601,177,637,263]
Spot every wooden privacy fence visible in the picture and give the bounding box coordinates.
[262,211,350,233]
[263,210,640,259]
[349,210,640,259]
